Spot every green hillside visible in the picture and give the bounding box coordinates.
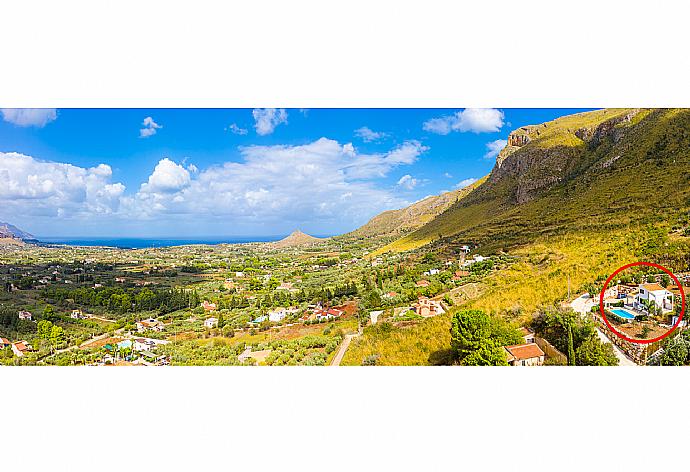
[379,108,690,254]
[342,108,690,365]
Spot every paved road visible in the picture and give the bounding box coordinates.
[330,333,360,366]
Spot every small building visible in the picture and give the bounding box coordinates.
[133,338,155,352]
[518,327,535,344]
[18,310,32,321]
[414,297,445,317]
[202,300,217,312]
[268,308,287,322]
[204,317,219,328]
[71,309,86,319]
[383,291,398,299]
[0,337,11,349]
[504,343,545,366]
[136,318,165,333]
[11,340,33,357]
[416,280,430,288]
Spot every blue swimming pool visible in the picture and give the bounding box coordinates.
[610,308,636,320]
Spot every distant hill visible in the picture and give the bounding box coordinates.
[346,178,485,239]
[376,108,690,253]
[272,230,324,248]
[0,221,34,240]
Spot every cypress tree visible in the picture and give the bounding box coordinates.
[567,324,576,366]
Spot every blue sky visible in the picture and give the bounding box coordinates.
[0,108,593,237]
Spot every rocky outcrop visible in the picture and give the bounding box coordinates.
[489,110,643,204]
[575,109,640,147]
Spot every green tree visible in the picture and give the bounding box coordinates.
[37,319,54,340]
[449,309,522,366]
[574,337,619,366]
[43,305,57,321]
[659,337,688,366]
[50,325,66,350]
[567,325,576,366]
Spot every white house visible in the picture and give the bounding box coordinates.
[204,317,219,328]
[11,340,32,357]
[635,283,674,313]
[18,310,32,321]
[133,338,155,352]
[268,308,287,322]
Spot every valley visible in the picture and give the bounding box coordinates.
[2,108,690,367]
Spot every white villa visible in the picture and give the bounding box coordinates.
[634,283,674,313]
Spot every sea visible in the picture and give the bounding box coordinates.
[36,236,286,249]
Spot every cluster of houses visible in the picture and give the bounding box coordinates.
[1,338,34,357]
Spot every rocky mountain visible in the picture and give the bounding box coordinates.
[346,178,485,239]
[376,108,690,253]
[0,221,34,241]
[272,230,324,248]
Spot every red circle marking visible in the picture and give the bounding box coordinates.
[599,262,686,344]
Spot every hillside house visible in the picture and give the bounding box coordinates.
[504,343,545,366]
[11,340,33,357]
[414,297,445,317]
[635,283,674,313]
[204,317,219,328]
[136,318,165,333]
[133,338,155,352]
[202,300,217,312]
[383,291,398,299]
[268,307,287,322]
[416,280,430,288]
[18,310,32,321]
[460,245,471,254]
[0,337,11,349]
[71,309,86,319]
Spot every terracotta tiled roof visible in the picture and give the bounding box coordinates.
[642,283,665,292]
[505,343,544,360]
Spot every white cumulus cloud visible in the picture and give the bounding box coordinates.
[140,116,162,138]
[252,108,288,135]
[355,126,387,142]
[127,138,425,227]
[1,109,57,127]
[484,139,507,159]
[139,158,192,195]
[396,174,419,190]
[423,108,504,135]
[0,152,125,217]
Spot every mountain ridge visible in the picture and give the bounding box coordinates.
[372,108,690,254]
